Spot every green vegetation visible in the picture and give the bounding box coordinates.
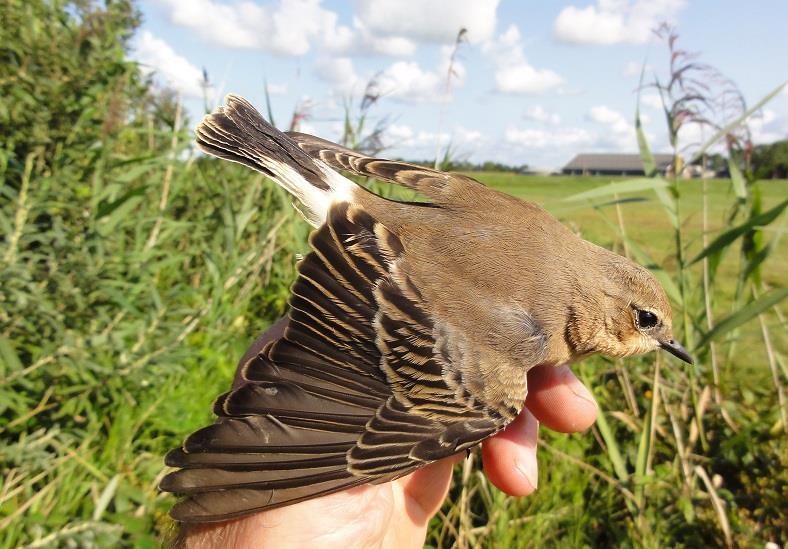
[1,2,785,547]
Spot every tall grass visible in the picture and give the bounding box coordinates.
[1,3,785,547]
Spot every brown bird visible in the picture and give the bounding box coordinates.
[161,94,692,522]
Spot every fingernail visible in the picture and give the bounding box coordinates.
[515,458,538,490]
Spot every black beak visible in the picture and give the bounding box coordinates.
[659,339,694,364]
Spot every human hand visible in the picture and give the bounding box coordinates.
[176,318,598,548]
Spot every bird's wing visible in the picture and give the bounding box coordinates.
[161,202,507,522]
[286,131,485,203]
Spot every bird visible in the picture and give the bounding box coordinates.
[160,94,693,523]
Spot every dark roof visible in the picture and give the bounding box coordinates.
[563,153,673,171]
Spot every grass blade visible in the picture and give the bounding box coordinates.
[593,408,629,482]
[694,287,788,350]
[563,178,669,203]
[690,199,787,265]
[635,77,657,177]
[726,150,747,201]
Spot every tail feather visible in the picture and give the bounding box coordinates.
[196,94,356,226]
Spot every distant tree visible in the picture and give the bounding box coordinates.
[751,140,788,179]
[396,158,529,173]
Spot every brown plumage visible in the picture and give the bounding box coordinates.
[161,94,692,522]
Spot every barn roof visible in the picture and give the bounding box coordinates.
[563,153,674,171]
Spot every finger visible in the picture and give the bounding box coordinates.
[480,409,539,496]
[525,364,598,433]
[397,453,463,524]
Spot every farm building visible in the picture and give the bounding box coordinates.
[562,153,674,176]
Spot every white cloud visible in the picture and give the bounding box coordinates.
[384,124,483,155]
[357,34,418,57]
[154,0,500,58]
[639,92,664,110]
[154,0,349,56]
[554,0,686,45]
[523,105,561,125]
[378,62,446,102]
[325,19,418,57]
[588,105,637,149]
[356,0,499,44]
[314,57,361,94]
[505,127,593,149]
[266,82,289,95]
[623,60,652,77]
[455,126,484,143]
[132,31,206,98]
[589,105,629,128]
[387,124,416,145]
[377,47,465,103]
[483,25,563,95]
[384,125,448,149]
[748,109,788,144]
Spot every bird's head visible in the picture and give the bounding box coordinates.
[589,254,693,364]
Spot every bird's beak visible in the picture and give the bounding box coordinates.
[658,339,693,364]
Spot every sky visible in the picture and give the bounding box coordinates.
[133,0,788,170]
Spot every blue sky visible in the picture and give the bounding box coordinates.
[133,0,788,170]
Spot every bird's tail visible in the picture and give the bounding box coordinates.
[196,94,357,226]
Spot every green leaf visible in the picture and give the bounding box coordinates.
[653,184,679,229]
[96,186,148,220]
[636,112,656,177]
[596,196,649,208]
[727,150,747,201]
[0,335,23,375]
[635,63,657,177]
[593,407,630,482]
[690,199,788,265]
[694,287,788,350]
[563,177,670,203]
[688,81,787,166]
[740,241,773,285]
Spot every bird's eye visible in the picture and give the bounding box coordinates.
[636,309,659,329]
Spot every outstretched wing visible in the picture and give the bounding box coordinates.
[286,131,485,204]
[161,202,507,522]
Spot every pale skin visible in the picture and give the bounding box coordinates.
[175,318,599,548]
